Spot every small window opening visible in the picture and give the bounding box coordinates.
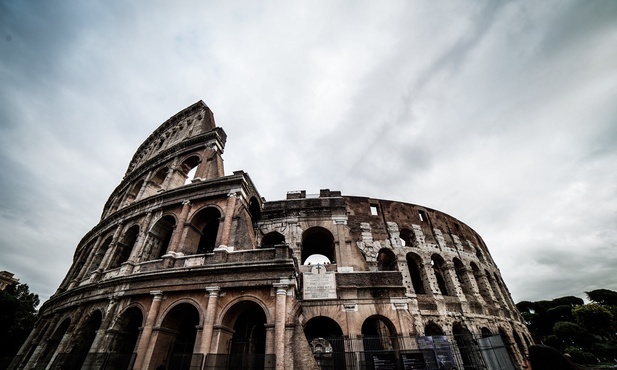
[304,254,331,265]
[418,210,427,222]
[370,205,378,216]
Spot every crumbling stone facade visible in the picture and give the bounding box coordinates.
[13,101,531,370]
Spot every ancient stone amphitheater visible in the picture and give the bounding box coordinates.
[13,101,531,370]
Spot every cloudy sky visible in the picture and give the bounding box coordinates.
[1,1,616,306]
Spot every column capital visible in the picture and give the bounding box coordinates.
[206,286,221,296]
[150,290,163,299]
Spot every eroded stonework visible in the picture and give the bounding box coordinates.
[13,101,532,370]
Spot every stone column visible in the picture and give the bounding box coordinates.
[199,286,220,355]
[167,200,191,254]
[273,283,289,370]
[135,171,154,200]
[218,193,238,248]
[133,291,164,370]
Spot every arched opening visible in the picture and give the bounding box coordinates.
[181,156,201,185]
[475,246,484,261]
[481,327,493,338]
[453,323,484,370]
[184,207,221,255]
[223,301,268,370]
[406,253,426,294]
[152,303,201,370]
[304,316,346,370]
[399,228,414,247]
[124,179,144,206]
[64,310,103,370]
[301,227,335,265]
[513,330,526,362]
[107,307,143,369]
[88,236,113,274]
[362,316,398,352]
[453,258,471,295]
[146,215,176,260]
[249,197,261,224]
[424,322,444,336]
[431,255,449,296]
[376,248,398,271]
[260,231,285,248]
[109,307,143,354]
[36,318,71,368]
[140,167,169,197]
[109,225,140,269]
[498,328,517,367]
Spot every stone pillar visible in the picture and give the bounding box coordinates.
[218,193,238,248]
[161,157,179,190]
[199,286,220,355]
[23,316,61,370]
[133,291,164,370]
[273,283,289,370]
[167,200,192,254]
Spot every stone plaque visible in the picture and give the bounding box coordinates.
[303,264,337,300]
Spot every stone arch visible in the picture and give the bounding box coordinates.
[219,300,269,369]
[406,252,427,295]
[424,321,444,336]
[301,226,335,265]
[431,254,450,296]
[109,225,140,269]
[304,316,346,369]
[179,155,202,185]
[453,258,472,295]
[184,206,222,254]
[36,317,71,367]
[151,302,201,370]
[260,231,285,248]
[124,179,144,206]
[108,306,144,356]
[145,215,176,260]
[377,248,398,271]
[512,330,526,361]
[361,315,399,352]
[64,309,103,369]
[453,323,484,370]
[143,166,169,197]
[88,235,113,274]
[498,327,517,366]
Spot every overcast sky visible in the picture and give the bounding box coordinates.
[1,1,616,306]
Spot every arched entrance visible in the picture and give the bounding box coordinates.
[36,318,71,368]
[453,323,485,370]
[64,310,103,370]
[108,306,143,368]
[151,303,201,370]
[223,300,268,370]
[362,316,399,369]
[304,316,346,370]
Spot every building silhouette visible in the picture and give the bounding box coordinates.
[12,101,531,370]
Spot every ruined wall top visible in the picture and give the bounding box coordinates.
[125,100,217,174]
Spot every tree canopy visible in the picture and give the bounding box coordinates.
[517,289,617,366]
[0,283,40,360]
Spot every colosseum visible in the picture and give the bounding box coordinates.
[12,101,531,370]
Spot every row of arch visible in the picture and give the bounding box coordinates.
[22,298,271,370]
[108,153,203,216]
[260,227,513,310]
